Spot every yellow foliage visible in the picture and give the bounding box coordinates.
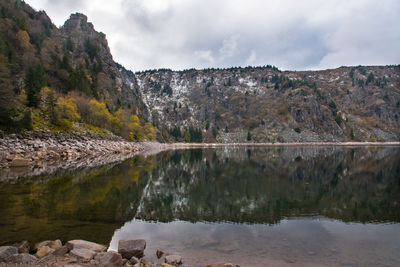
[54,96,80,130]
[57,96,80,121]
[16,30,30,49]
[88,99,121,132]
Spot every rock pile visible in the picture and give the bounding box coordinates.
[0,239,237,267]
[0,130,144,181]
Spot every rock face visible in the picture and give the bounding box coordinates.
[136,65,400,143]
[118,239,146,259]
[66,240,107,253]
[95,251,123,267]
[0,246,18,261]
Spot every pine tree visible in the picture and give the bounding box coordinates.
[25,63,46,107]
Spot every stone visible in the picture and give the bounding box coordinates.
[70,248,97,261]
[64,265,84,267]
[157,264,174,267]
[49,239,63,250]
[156,249,164,259]
[66,240,107,252]
[6,253,37,263]
[129,256,139,264]
[13,240,30,253]
[52,245,69,256]
[140,258,149,265]
[10,157,30,167]
[165,255,182,265]
[95,251,123,267]
[0,246,18,262]
[35,245,55,258]
[206,264,234,267]
[118,239,146,259]
[35,239,62,251]
[34,240,51,251]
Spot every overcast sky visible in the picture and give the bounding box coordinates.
[27,0,400,72]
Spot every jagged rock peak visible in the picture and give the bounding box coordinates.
[62,13,95,33]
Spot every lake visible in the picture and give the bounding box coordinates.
[0,146,399,266]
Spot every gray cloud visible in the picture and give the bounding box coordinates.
[27,0,400,71]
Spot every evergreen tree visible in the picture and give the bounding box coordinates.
[25,63,46,107]
[247,131,251,141]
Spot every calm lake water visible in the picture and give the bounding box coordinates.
[0,146,399,266]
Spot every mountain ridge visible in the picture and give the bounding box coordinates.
[0,0,399,142]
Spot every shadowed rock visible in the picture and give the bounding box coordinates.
[0,246,18,262]
[118,239,146,259]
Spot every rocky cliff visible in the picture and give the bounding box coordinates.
[136,65,400,142]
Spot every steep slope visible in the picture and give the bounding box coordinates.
[0,0,148,133]
[136,65,400,142]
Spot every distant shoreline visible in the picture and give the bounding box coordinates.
[158,141,400,150]
[1,137,399,181]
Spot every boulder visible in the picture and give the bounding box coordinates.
[13,240,30,253]
[35,240,62,251]
[66,240,107,252]
[35,245,55,258]
[165,255,182,265]
[118,239,146,259]
[6,253,37,263]
[70,248,96,261]
[10,157,30,167]
[0,246,18,262]
[206,264,234,267]
[95,251,123,267]
[52,245,69,256]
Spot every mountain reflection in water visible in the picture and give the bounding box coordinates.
[0,146,399,266]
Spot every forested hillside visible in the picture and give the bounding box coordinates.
[0,0,155,141]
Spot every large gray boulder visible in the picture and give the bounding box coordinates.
[95,251,123,267]
[0,246,18,262]
[118,239,146,259]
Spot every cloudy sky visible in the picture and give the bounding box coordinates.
[27,0,400,72]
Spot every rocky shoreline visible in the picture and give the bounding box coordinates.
[0,130,147,181]
[0,239,235,267]
[1,129,399,182]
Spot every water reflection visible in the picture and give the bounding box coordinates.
[136,146,400,224]
[0,146,399,265]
